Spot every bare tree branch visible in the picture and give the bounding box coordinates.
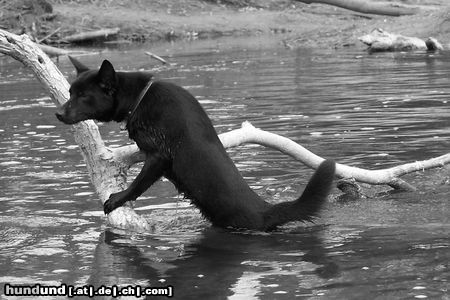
[0,29,152,232]
[295,0,420,16]
[112,121,449,191]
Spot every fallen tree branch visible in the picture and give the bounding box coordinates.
[38,43,72,57]
[63,28,120,44]
[37,27,61,44]
[0,29,152,233]
[295,0,420,16]
[359,28,444,52]
[112,121,449,191]
[145,51,169,65]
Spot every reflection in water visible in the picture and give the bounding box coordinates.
[91,227,338,299]
[0,38,449,299]
[85,222,448,300]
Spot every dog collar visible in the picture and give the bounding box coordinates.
[129,79,154,119]
[121,79,153,130]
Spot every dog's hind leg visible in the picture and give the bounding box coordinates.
[103,152,169,214]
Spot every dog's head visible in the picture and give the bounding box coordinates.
[55,57,117,124]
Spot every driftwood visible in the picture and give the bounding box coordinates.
[63,27,120,44]
[38,43,71,57]
[114,122,449,192]
[359,28,444,52]
[1,29,449,233]
[0,29,151,233]
[37,27,62,44]
[145,51,169,65]
[295,0,419,16]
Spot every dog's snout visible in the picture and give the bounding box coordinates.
[55,111,64,122]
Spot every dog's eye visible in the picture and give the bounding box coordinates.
[78,92,86,98]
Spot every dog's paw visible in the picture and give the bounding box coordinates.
[103,191,129,215]
[103,199,115,215]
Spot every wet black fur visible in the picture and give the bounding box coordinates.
[56,57,336,231]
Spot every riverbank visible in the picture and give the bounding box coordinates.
[1,0,449,49]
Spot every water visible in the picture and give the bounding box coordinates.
[0,37,448,299]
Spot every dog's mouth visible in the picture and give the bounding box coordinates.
[55,111,78,125]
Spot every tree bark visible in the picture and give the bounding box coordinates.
[0,29,152,233]
[1,29,448,233]
[295,0,419,16]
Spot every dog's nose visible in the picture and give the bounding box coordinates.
[55,111,64,122]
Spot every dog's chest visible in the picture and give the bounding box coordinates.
[128,125,172,158]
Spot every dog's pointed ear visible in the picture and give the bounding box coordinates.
[97,60,116,93]
[68,56,89,75]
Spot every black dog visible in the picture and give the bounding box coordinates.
[56,57,335,231]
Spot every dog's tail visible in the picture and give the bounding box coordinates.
[263,159,336,231]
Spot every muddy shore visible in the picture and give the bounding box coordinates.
[1,0,449,49]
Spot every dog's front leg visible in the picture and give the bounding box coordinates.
[103,152,168,214]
